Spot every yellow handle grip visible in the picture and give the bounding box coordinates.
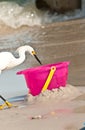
[42,66,56,92]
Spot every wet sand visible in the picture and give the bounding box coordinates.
[0,18,85,85]
[0,18,85,130]
[74,93,85,101]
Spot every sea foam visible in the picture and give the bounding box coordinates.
[0,1,83,28]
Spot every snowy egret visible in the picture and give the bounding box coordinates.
[0,45,42,109]
[0,45,42,74]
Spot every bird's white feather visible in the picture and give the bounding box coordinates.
[0,45,35,72]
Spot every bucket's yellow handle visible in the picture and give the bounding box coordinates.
[42,66,56,92]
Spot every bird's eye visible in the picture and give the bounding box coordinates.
[32,51,36,55]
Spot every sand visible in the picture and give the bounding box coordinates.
[0,84,85,130]
[0,19,85,130]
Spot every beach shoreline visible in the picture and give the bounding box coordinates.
[0,1,85,129]
[0,18,85,35]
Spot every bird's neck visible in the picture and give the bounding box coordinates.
[17,51,26,65]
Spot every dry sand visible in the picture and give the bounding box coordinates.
[0,84,85,130]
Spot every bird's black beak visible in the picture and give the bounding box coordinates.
[33,54,42,65]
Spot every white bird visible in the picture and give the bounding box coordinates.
[0,45,42,109]
[0,45,42,74]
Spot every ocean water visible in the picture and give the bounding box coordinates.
[0,0,84,28]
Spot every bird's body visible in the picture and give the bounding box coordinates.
[0,45,42,73]
[0,52,20,71]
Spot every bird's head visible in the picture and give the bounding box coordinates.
[16,45,42,65]
[29,46,42,65]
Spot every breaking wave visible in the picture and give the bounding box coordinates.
[0,0,83,28]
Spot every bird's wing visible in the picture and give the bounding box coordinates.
[0,52,13,70]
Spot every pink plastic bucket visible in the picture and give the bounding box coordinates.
[17,61,70,96]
